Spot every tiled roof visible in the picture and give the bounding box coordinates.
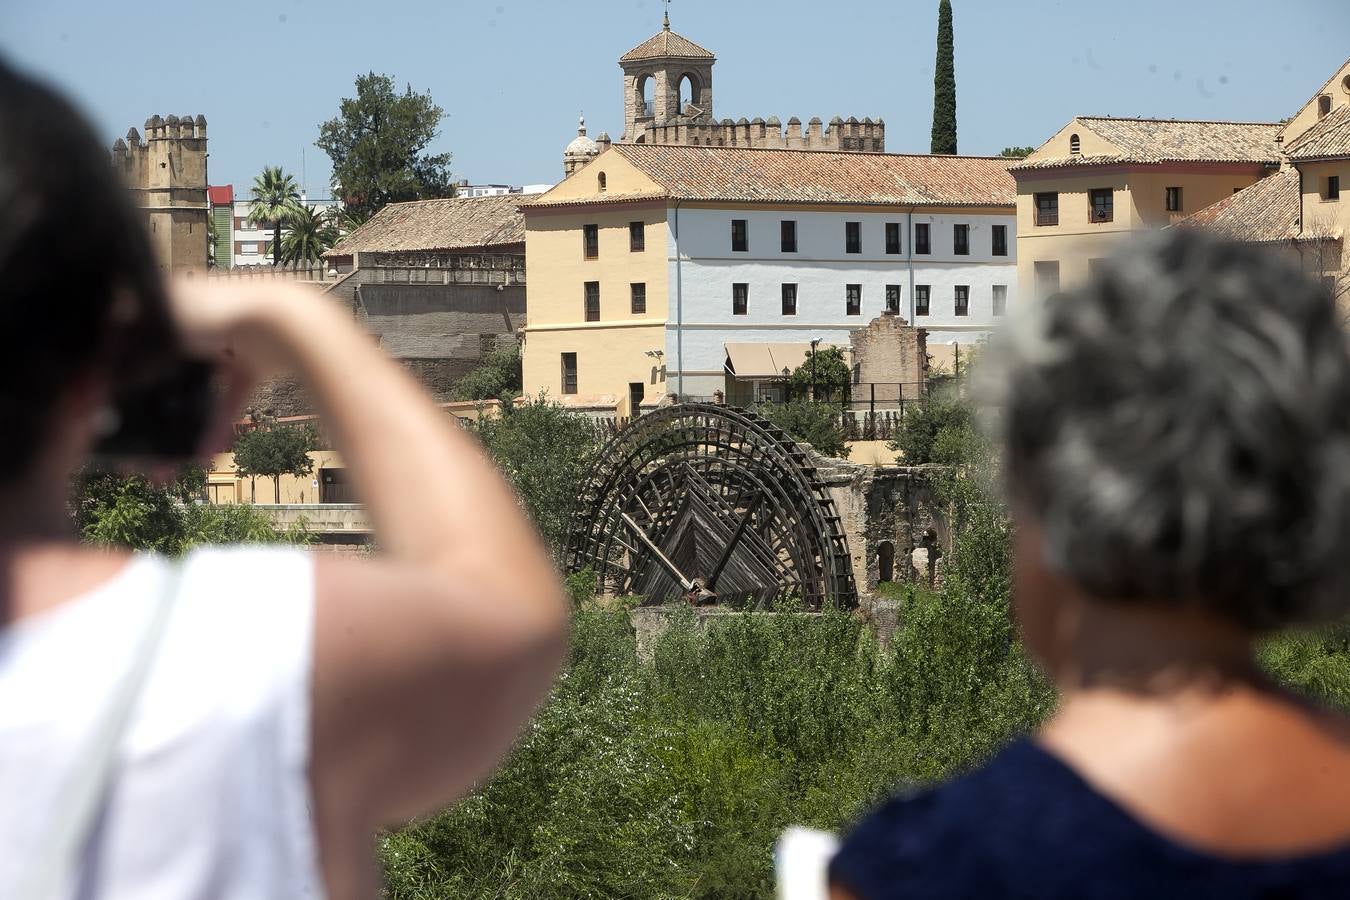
[1174,168,1301,243]
[1287,104,1350,160]
[620,26,715,62]
[1011,117,1282,171]
[596,144,1016,206]
[325,194,526,256]
[208,184,234,206]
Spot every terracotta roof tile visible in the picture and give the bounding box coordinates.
[1173,168,1301,243]
[1286,104,1350,160]
[1011,117,1281,171]
[326,194,526,256]
[577,144,1015,207]
[620,27,715,62]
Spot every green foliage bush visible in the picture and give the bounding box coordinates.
[755,401,850,459]
[75,468,309,554]
[470,397,601,558]
[451,344,523,403]
[889,390,975,465]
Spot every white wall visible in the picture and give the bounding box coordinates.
[230,198,338,266]
[662,206,1017,389]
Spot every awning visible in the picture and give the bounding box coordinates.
[723,342,843,379]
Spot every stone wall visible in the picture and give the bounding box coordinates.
[850,314,928,387]
[818,459,948,599]
[630,115,884,152]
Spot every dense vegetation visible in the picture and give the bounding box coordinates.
[68,395,1350,898]
[75,468,309,553]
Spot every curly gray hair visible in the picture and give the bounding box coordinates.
[989,229,1350,631]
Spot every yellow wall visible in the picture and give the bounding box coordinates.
[1299,159,1350,287]
[1280,60,1350,148]
[207,449,346,505]
[523,149,671,413]
[1015,166,1267,294]
[522,324,669,410]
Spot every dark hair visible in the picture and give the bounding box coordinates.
[0,60,179,474]
[991,228,1350,631]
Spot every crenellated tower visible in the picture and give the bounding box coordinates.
[111,113,210,273]
[616,14,884,152]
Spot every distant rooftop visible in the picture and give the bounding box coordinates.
[1012,116,1282,171]
[1286,104,1350,160]
[325,194,527,257]
[529,144,1016,208]
[620,20,715,62]
[1175,168,1303,244]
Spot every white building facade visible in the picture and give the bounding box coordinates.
[225,196,339,267]
[665,206,1017,397]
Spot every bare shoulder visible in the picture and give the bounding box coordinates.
[1043,687,1350,856]
[2,542,134,624]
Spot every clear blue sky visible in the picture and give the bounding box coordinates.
[3,0,1347,195]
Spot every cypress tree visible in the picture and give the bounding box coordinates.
[930,0,957,155]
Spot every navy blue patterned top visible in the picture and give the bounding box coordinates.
[829,739,1350,899]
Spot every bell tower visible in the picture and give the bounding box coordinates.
[618,10,716,142]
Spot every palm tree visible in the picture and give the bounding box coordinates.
[276,205,339,266]
[246,166,303,266]
[328,205,370,238]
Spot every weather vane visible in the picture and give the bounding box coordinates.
[663,0,672,27]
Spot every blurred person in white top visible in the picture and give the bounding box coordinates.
[0,60,567,898]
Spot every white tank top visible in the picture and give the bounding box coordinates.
[0,546,324,899]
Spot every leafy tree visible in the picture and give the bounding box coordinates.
[930,0,957,154]
[1000,146,1035,158]
[470,396,600,557]
[756,401,850,459]
[232,424,318,504]
[316,72,455,219]
[274,205,338,266]
[451,344,523,403]
[247,166,304,267]
[786,345,852,400]
[74,468,307,553]
[327,205,371,238]
[890,390,975,464]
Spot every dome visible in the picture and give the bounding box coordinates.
[565,115,599,157]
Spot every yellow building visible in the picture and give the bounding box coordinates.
[1182,60,1350,305]
[522,144,1016,413]
[1010,116,1282,295]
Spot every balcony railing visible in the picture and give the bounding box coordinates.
[1035,209,1059,226]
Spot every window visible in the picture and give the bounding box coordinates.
[1069,133,1081,156]
[781,283,798,316]
[731,219,748,252]
[1035,192,1059,226]
[953,224,969,255]
[845,221,862,254]
[885,284,901,315]
[1319,95,1332,119]
[781,220,798,253]
[992,284,1007,316]
[1165,186,1183,212]
[885,222,902,255]
[1327,176,1341,201]
[583,224,599,259]
[732,282,748,315]
[561,353,577,395]
[584,281,600,321]
[1089,188,1113,223]
[629,221,645,252]
[954,285,969,317]
[597,172,607,192]
[992,224,1008,256]
[631,282,646,314]
[1035,260,1061,295]
[915,223,931,254]
[846,284,862,316]
[915,285,930,317]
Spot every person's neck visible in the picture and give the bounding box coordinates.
[1051,599,1263,696]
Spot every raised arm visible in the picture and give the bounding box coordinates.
[176,283,567,830]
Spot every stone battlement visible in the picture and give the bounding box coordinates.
[631,115,885,152]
